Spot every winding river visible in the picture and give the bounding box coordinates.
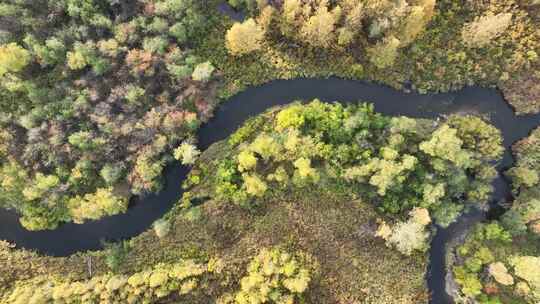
[1,78,540,303]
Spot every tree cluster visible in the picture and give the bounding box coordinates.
[212,100,503,227]
[0,0,218,229]
[219,247,316,304]
[2,258,218,303]
[452,127,540,304]
[453,222,539,303]
[225,0,436,68]
[503,127,540,236]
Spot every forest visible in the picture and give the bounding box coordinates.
[0,0,221,230]
[0,0,539,303]
[450,128,540,304]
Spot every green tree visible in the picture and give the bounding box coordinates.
[420,124,471,168]
[22,173,60,201]
[368,36,401,69]
[100,164,124,185]
[275,104,305,131]
[454,266,483,297]
[250,134,281,160]
[67,50,88,70]
[293,157,319,183]
[242,173,267,197]
[397,5,432,46]
[238,150,257,172]
[68,188,128,223]
[0,43,30,76]
[508,166,539,188]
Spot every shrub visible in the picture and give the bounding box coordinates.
[174,143,201,165]
[386,214,430,255]
[104,240,131,273]
[191,61,215,82]
[461,13,513,47]
[152,219,171,239]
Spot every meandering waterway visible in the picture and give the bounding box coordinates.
[2,78,540,303]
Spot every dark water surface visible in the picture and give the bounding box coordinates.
[2,78,540,303]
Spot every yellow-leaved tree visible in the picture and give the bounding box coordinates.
[68,188,128,223]
[234,247,316,304]
[300,1,341,48]
[0,43,31,76]
[368,35,401,69]
[226,18,265,56]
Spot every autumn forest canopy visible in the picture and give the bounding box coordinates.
[0,0,539,304]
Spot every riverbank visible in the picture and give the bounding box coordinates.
[1,1,539,303]
[1,78,540,303]
[1,138,430,303]
[202,1,540,114]
[445,127,540,303]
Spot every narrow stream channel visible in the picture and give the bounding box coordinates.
[1,78,540,303]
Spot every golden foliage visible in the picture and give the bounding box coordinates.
[462,12,513,47]
[226,18,265,56]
